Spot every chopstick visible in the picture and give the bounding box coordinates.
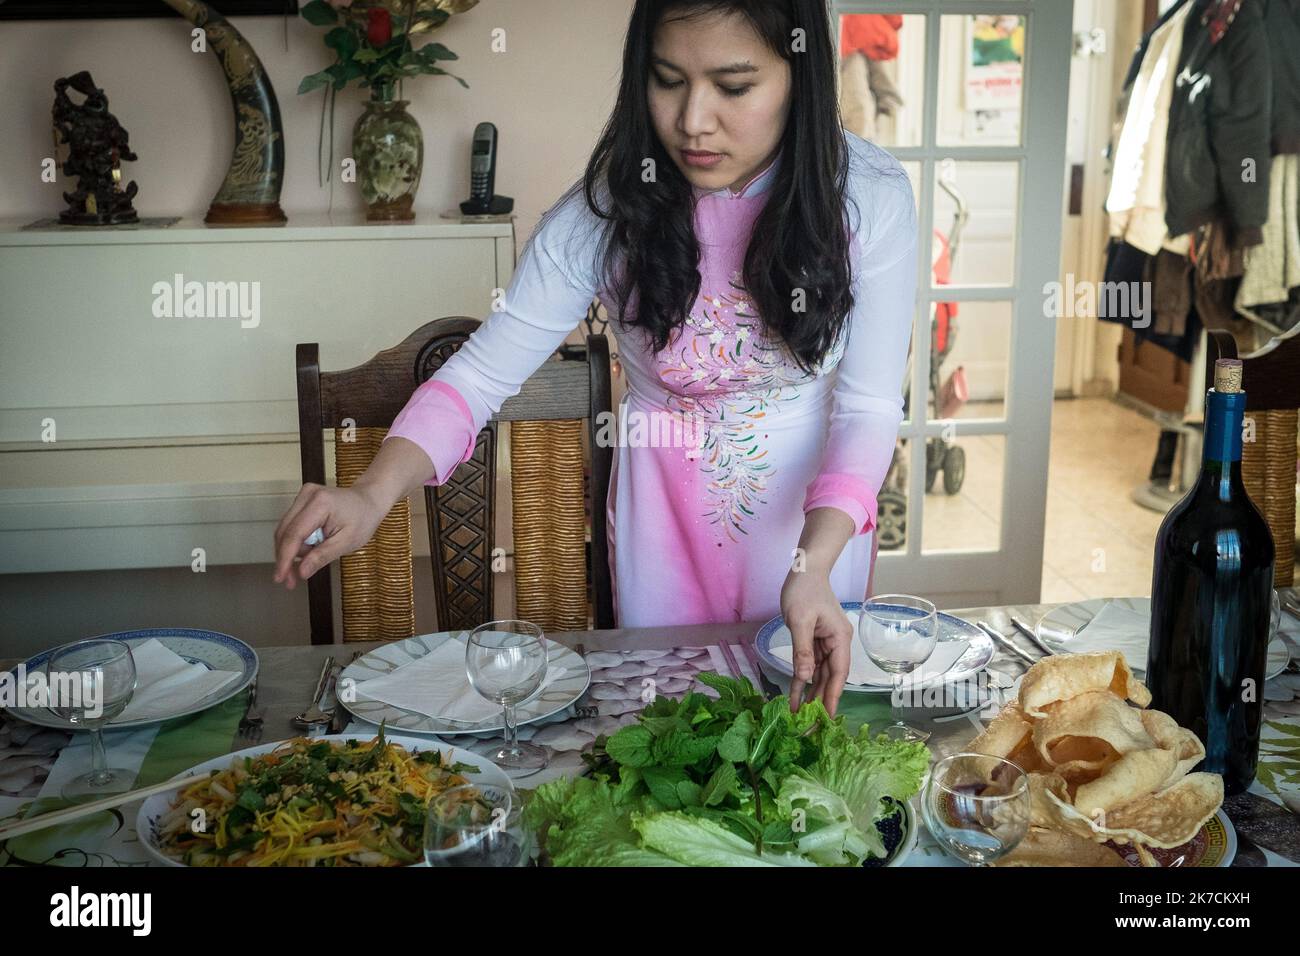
[736,639,779,697]
[716,639,745,682]
[1008,615,1054,657]
[0,773,198,842]
[976,621,1037,665]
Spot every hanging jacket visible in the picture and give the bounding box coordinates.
[1106,1,1194,254]
[839,14,904,62]
[1165,0,1273,247]
[1120,0,1195,94]
[1266,0,1300,154]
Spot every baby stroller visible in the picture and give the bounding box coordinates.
[875,175,970,551]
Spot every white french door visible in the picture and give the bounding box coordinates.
[834,0,1074,607]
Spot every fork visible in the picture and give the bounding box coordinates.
[237,679,264,740]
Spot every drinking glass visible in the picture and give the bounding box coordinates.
[858,594,939,742]
[423,783,529,867]
[921,753,1030,866]
[465,620,549,777]
[44,639,137,801]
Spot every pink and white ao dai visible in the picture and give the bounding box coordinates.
[385,131,918,628]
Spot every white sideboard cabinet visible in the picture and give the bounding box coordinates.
[0,214,517,576]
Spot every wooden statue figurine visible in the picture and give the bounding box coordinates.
[52,71,140,225]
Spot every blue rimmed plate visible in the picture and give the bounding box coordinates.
[754,601,994,695]
[336,631,590,736]
[2,627,257,731]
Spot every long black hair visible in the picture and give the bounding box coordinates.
[549,0,856,378]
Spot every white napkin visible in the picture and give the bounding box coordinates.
[1044,600,1152,674]
[356,638,566,724]
[114,638,242,722]
[770,636,969,687]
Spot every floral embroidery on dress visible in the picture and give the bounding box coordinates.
[654,271,847,542]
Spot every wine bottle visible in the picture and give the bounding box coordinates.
[1146,358,1275,796]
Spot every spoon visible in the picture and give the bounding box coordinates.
[293,655,336,727]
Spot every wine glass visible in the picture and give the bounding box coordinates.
[423,783,529,867]
[465,620,549,777]
[858,594,939,742]
[44,639,137,801]
[921,752,1030,866]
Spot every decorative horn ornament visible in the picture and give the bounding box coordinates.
[160,0,287,225]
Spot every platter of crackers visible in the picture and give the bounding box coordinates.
[967,650,1230,867]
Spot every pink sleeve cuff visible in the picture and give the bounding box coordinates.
[803,473,878,536]
[383,379,479,487]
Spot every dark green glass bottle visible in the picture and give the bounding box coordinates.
[1146,359,1275,796]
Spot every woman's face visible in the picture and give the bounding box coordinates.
[648,8,792,195]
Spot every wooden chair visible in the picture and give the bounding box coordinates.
[1205,329,1299,587]
[296,317,615,645]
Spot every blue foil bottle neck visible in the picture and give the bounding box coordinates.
[1203,388,1245,464]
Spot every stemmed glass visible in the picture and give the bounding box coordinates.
[44,639,138,801]
[858,594,939,742]
[921,753,1030,866]
[465,620,549,777]
[423,783,529,867]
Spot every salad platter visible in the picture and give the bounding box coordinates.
[524,672,927,867]
[138,733,511,867]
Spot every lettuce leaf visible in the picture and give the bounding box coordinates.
[776,724,929,865]
[523,776,683,867]
[631,812,817,867]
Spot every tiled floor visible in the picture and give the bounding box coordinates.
[1039,397,1167,602]
[918,397,1165,603]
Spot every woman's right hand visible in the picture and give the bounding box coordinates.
[271,482,390,590]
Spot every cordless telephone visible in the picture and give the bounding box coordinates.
[460,122,514,216]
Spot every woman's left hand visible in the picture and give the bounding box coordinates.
[779,568,854,717]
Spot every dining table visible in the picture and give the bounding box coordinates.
[2,591,1299,868]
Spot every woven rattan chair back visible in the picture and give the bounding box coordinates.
[296,318,614,644]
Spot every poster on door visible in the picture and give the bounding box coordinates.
[963,15,1023,142]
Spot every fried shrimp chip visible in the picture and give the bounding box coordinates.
[1018,650,1151,718]
[994,826,1128,867]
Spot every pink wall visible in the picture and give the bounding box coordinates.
[0,1,630,238]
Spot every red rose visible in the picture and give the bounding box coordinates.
[366,8,392,46]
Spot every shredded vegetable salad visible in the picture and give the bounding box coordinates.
[156,732,481,866]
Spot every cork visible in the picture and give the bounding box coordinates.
[1214,358,1243,394]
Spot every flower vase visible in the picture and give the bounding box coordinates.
[352,86,423,221]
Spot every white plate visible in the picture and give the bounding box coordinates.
[885,800,919,867]
[1035,597,1291,680]
[754,601,995,694]
[137,733,512,867]
[336,631,591,736]
[3,628,257,732]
